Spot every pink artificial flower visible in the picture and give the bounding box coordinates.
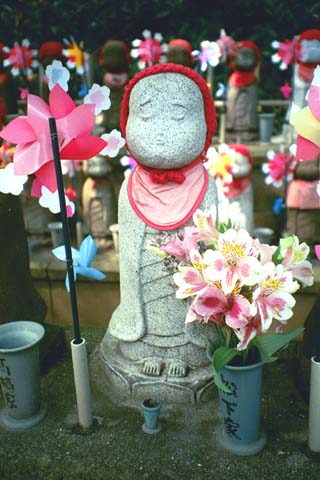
[271,37,300,70]
[0,84,106,196]
[131,30,165,68]
[197,40,221,72]
[253,262,298,330]
[65,186,77,202]
[315,245,320,260]
[217,30,237,63]
[262,150,295,188]
[19,87,29,100]
[280,236,313,286]
[280,82,292,99]
[3,39,38,78]
[203,228,261,294]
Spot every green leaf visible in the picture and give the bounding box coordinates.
[212,346,239,393]
[279,236,295,250]
[213,346,239,372]
[213,369,231,393]
[253,328,304,362]
[272,246,283,264]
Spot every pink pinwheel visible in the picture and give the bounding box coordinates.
[271,37,300,70]
[196,40,221,72]
[217,29,237,63]
[262,149,296,188]
[131,30,165,69]
[0,84,106,196]
[3,39,38,78]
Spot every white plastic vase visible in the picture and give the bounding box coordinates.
[0,321,47,430]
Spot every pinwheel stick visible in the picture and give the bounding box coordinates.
[49,117,81,344]
[49,117,92,428]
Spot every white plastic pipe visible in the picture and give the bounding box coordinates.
[308,356,320,452]
[71,338,92,428]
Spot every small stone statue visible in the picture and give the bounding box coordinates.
[226,40,261,142]
[82,155,117,248]
[166,39,194,67]
[292,30,320,110]
[100,63,218,404]
[99,40,130,133]
[221,144,254,234]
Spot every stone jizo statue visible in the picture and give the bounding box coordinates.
[100,63,218,404]
[226,40,261,142]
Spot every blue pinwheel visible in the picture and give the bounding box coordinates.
[52,235,105,292]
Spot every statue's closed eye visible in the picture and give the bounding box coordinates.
[171,104,187,121]
[139,99,153,119]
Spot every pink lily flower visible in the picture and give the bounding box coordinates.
[0,84,106,195]
[280,236,314,286]
[253,262,298,330]
[173,265,207,299]
[235,314,262,350]
[193,205,219,246]
[193,285,253,329]
[203,228,262,294]
[161,226,199,262]
[254,240,277,264]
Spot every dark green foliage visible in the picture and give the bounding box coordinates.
[0,0,320,99]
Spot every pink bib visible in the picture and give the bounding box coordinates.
[128,162,208,230]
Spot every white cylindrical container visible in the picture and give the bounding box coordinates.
[308,356,320,452]
[0,321,47,430]
[71,338,92,428]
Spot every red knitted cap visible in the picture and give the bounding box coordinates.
[298,29,320,42]
[38,41,64,61]
[0,43,9,60]
[236,40,261,62]
[120,63,216,154]
[168,39,193,55]
[228,143,254,170]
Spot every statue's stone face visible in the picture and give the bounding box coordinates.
[126,73,207,169]
[234,47,257,71]
[300,39,320,63]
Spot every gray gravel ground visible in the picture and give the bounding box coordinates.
[0,325,319,480]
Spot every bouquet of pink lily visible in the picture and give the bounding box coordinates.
[148,204,314,392]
